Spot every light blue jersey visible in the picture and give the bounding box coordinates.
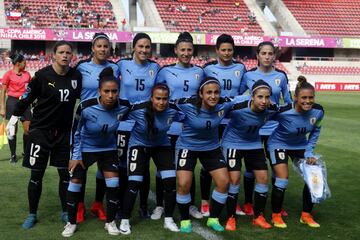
[76,59,120,101]
[203,60,246,97]
[71,98,130,160]
[176,97,233,151]
[222,100,277,150]
[267,103,324,158]
[241,67,292,136]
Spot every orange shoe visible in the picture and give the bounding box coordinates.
[225,217,237,231]
[300,212,320,228]
[76,202,86,223]
[243,203,254,216]
[281,208,288,217]
[91,201,106,221]
[272,213,287,228]
[253,214,272,229]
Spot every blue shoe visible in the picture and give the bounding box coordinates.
[180,220,192,233]
[207,217,224,232]
[61,212,68,224]
[22,214,37,229]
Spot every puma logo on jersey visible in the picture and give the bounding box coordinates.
[170,72,178,77]
[212,71,218,76]
[126,69,132,75]
[48,82,55,88]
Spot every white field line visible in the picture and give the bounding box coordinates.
[148,191,223,240]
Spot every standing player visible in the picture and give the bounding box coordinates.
[154,32,204,220]
[119,84,180,235]
[0,54,31,163]
[222,80,276,230]
[6,41,82,229]
[240,41,292,216]
[62,67,130,237]
[267,76,324,228]
[202,33,247,217]
[176,77,233,233]
[75,32,120,223]
[116,32,160,218]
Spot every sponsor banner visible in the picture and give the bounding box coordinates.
[206,34,269,46]
[145,32,205,44]
[275,36,341,48]
[342,38,360,49]
[6,11,22,20]
[315,82,360,91]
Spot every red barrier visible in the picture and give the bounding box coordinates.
[315,82,360,91]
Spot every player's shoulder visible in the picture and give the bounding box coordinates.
[232,100,249,110]
[312,103,324,113]
[203,60,218,68]
[75,58,92,68]
[279,103,292,113]
[244,67,257,74]
[115,57,132,65]
[158,63,176,72]
[79,97,99,110]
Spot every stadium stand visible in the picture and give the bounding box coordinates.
[153,0,263,35]
[282,0,360,37]
[4,0,117,29]
[299,66,360,75]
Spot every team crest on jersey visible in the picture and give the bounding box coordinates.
[179,158,186,167]
[29,156,36,166]
[71,80,77,89]
[278,151,285,160]
[310,117,317,125]
[195,74,200,80]
[229,159,236,168]
[275,78,281,86]
[149,70,154,77]
[218,110,224,117]
[130,163,137,172]
[117,114,124,121]
[167,117,173,125]
[234,70,240,77]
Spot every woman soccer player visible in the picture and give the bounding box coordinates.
[119,84,180,234]
[202,33,247,217]
[6,41,82,229]
[116,32,160,218]
[267,76,324,228]
[62,67,130,237]
[154,32,204,220]
[75,32,120,223]
[1,53,31,163]
[240,41,292,216]
[175,77,234,233]
[222,80,277,230]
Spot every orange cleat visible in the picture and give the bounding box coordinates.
[272,213,287,228]
[225,217,237,231]
[77,202,86,223]
[243,203,254,216]
[91,201,106,221]
[300,212,320,228]
[253,214,272,229]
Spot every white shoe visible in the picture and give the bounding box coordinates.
[119,219,131,235]
[151,206,164,220]
[61,222,77,237]
[189,205,203,219]
[105,220,120,235]
[164,217,180,232]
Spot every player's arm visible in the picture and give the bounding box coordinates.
[69,107,85,173]
[305,111,324,164]
[281,74,293,104]
[0,73,9,117]
[238,73,249,95]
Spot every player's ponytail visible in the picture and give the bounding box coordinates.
[98,67,119,88]
[10,53,25,65]
[175,32,193,46]
[295,75,314,96]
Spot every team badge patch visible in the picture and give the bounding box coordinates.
[278,151,285,160]
[149,70,154,77]
[29,156,36,166]
[167,117,173,125]
[228,159,236,168]
[275,78,281,86]
[71,80,77,89]
[218,110,224,117]
[130,163,137,172]
[179,159,186,167]
[195,74,200,80]
[310,117,317,125]
[234,70,240,77]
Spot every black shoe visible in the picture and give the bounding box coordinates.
[9,155,17,163]
[138,207,150,219]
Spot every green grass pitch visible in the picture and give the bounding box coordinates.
[0,92,359,240]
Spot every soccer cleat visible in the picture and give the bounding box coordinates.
[236,203,246,216]
[164,217,180,232]
[201,203,210,217]
[300,212,320,228]
[225,217,237,231]
[9,155,17,164]
[90,201,106,221]
[180,220,192,233]
[272,213,287,228]
[61,212,69,224]
[22,213,37,229]
[207,217,225,232]
[76,202,86,223]
[189,205,203,219]
[119,219,131,235]
[61,222,77,237]
[281,208,288,217]
[252,214,272,229]
[150,206,164,220]
[105,220,120,235]
[243,203,254,216]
